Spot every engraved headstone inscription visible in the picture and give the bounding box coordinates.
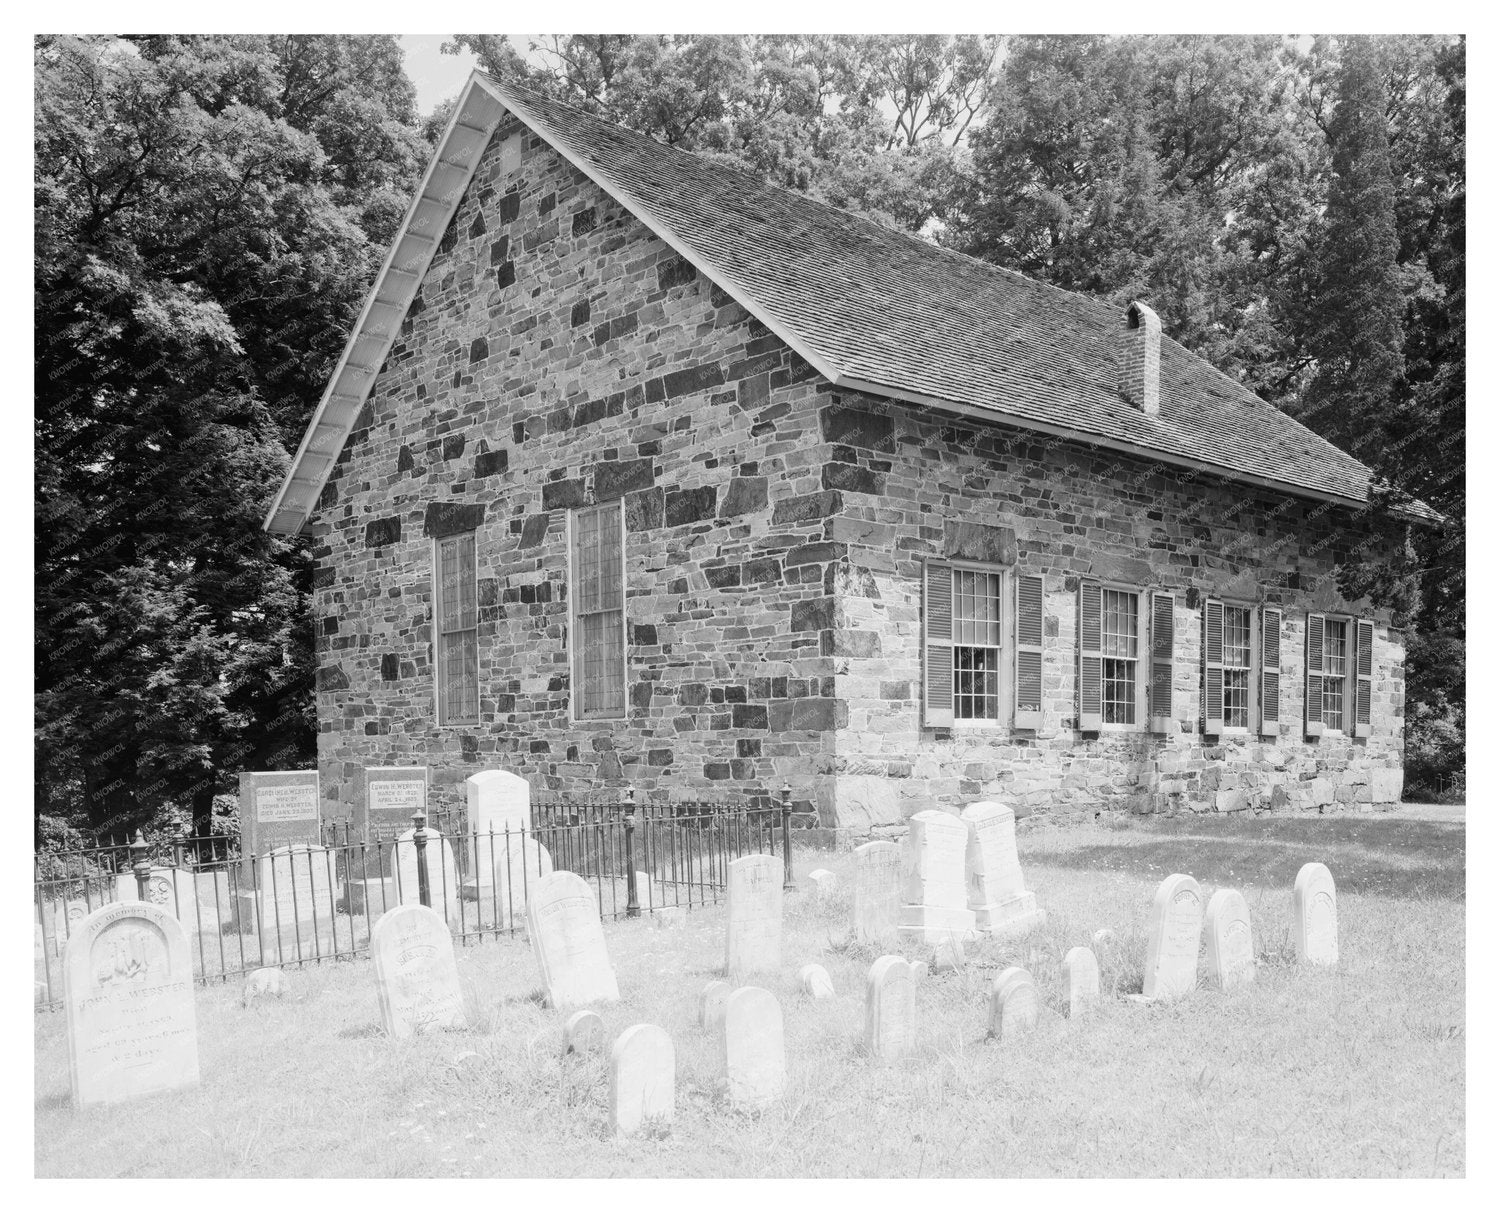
[1204,888,1256,990]
[238,771,321,884]
[64,901,199,1108]
[527,871,621,1010]
[371,904,467,1037]
[988,967,1039,1041]
[1293,863,1338,966]
[1142,873,1204,1001]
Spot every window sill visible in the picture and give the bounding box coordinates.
[951,719,1007,731]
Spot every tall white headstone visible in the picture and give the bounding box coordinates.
[527,871,621,1010]
[238,771,322,882]
[896,811,975,945]
[852,840,900,946]
[371,904,467,1037]
[721,986,786,1110]
[611,1024,675,1136]
[1204,888,1256,990]
[64,901,199,1108]
[465,769,532,838]
[255,844,338,950]
[1142,873,1204,1001]
[1293,862,1338,966]
[361,766,428,847]
[725,854,783,976]
[961,801,1045,936]
[865,955,917,1061]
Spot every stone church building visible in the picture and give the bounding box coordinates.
[265,74,1436,831]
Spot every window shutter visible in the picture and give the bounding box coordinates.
[1149,592,1174,733]
[1014,574,1044,730]
[1202,598,1224,735]
[922,560,954,727]
[1077,581,1102,732]
[1354,618,1374,737]
[1305,612,1325,737]
[1260,606,1282,737]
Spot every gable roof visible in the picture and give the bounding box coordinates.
[265,72,1439,535]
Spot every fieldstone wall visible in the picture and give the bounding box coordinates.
[311,117,841,821]
[308,116,1407,831]
[822,392,1408,826]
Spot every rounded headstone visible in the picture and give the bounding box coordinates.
[798,963,835,1000]
[1204,888,1256,990]
[1293,862,1338,966]
[988,966,1039,1041]
[610,1024,675,1137]
[565,1009,606,1055]
[1062,946,1100,1017]
[1142,873,1204,1001]
[722,986,786,1110]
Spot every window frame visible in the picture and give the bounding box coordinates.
[432,530,480,727]
[1319,613,1354,737]
[1216,599,1259,736]
[946,560,1011,728]
[566,500,628,723]
[1096,581,1148,733]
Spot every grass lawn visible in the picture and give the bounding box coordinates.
[33,809,1465,1178]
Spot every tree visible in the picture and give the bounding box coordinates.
[34,35,428,836]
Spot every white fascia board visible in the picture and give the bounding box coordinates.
[262,72,506,534]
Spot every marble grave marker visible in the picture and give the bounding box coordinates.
[1205,888,1256,990]
[961,801,1045,936]
[725,853,783,976]
[527,871,621,1010]
[865,955,917,1062]
[721,986,786,1110]
[988,967,1040,1041]
[371,904,466,1037]
[1142,873,1204,1000]
[610,1024,675,1136]
[1062,947,1100,1017]
[852,840,900,946]
[896,810,975,945]
[64,901,199,1108]
[1293,863,1338,965]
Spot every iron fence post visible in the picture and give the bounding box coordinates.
[172,818,187,870]
[130,829,151,901]
[780,782,794,891]
[413,807,431,909]
[624,786,640,918]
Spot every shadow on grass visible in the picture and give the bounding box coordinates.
[337,1023,383,1039]
[1030,814,1465,901]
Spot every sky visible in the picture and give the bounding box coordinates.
[399,35,480,114]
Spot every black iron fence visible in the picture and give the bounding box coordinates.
[33,789,793,1011]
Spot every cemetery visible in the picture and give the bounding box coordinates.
[33,785,1465,1177]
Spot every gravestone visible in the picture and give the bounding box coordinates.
[1062,947,1100,1017]
[1092,927,1117,954]
[238,771,322,884]
[360,766,429,850]
[961,801,1045,936]
[910,960,929,984]
[699,980,731,1031]
[371,904,467,1037]
[896,810,976,945]
[798,963,835,1000]
[254,845,339,961]
[721,986,786,1110]
[116,867,201,929]
[807,869,838,901]
[468,835,552,927]
[852,840,901,945]
[465,768,531,838]
[393,828,462,924]
[64,901,199,1108]
[610,1024,675,1136]
[1142,873,1204,1001]
[865,955,917,1061]
[725,853,783,976]
[988,967,1039,1041]
[527,871,620,1010]
[565,1009,605,1055]
[1204,889,1256,990]
[654,906,685,930]
[1293,863,1338,966]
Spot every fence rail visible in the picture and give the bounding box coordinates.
[33,788,795,1011]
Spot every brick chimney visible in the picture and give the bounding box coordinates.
[1120,300,1161,415]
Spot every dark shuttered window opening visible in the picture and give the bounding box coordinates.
[435,531,479,726]
[571,501,626,720]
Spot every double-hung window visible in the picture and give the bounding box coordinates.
[1100,588,1139,725]
[923,559,1023,726]
[434,531,479,725]
[1321,617,1349,732]
[1303,611,1373,739]
[1221,604,1254,728]
[952,568,1003,720]
[570,501,626,719]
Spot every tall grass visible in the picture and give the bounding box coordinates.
[34,812,1464,1177]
